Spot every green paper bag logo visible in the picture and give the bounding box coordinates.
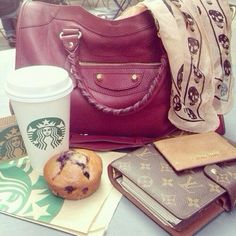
[27,117,65,150]
[0,126,27,161]
[0,158,64,222]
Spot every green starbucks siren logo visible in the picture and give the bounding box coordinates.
[0,126,27,161]
[27,117,65,150]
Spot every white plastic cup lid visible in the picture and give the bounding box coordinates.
[5,65,73,103]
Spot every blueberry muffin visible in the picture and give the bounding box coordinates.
[43,149,103,200]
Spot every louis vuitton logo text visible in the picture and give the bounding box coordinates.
[194,151,220,160]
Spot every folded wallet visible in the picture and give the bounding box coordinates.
[154,132,236,171]
[108,144,236,236]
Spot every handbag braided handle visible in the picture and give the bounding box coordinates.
[60,29,168,115]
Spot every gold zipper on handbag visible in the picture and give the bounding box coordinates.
[79,62,161,66]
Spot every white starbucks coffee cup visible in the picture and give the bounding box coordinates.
[5,65,73,174]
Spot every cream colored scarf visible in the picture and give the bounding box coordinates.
[141,0,234,133]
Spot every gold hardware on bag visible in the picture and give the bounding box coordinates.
[131,74,138,81]
[96,74,103,81]
[68,42,74,48]
[59,30,82,39]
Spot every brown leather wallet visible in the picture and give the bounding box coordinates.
[108,144,236,236]
[154,132,236,171]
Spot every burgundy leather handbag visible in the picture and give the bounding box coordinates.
[15,1,223,150]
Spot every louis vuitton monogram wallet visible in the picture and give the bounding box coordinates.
[108,144,236,236]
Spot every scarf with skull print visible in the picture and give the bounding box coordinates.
[140,0,234,133]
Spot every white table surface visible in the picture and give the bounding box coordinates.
[0,19,236,236]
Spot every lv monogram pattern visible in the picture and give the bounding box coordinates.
[112,144,227,220]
